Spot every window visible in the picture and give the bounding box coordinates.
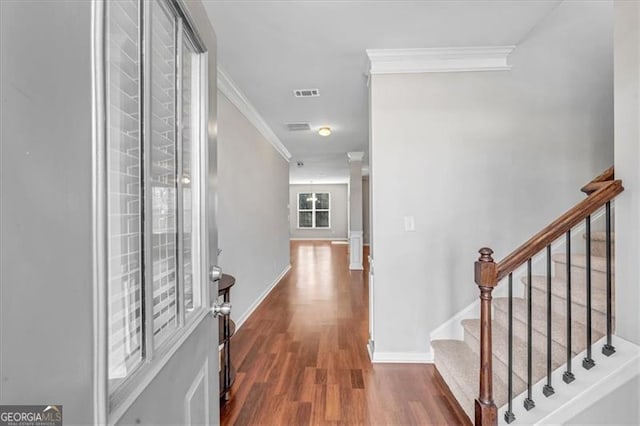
[106,0,204,392]
[298,192,331,228]
[106,0,144,384]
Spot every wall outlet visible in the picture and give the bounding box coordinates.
[404,216,415,232]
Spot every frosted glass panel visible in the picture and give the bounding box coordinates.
[107,0,143,383]
[181,37,201,313]
[150,0,177,347]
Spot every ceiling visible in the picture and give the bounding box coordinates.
[202,0,561,184]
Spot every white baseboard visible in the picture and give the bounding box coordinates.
[498,335,640,425]
[234,264,291,330]
[371,350,433,364]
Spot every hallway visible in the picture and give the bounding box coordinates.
[221,241,470,425]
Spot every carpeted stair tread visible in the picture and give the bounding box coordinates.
[524,275,608,314]
[552,253,612,274]
[435,358,472,420]
[432,340,477,419]
[455,319,528,396]
[530,286,608,336]
[523,275,609,335]
[588,231,614,242]
[432,339,510,420]
[584,232,614,257]
[462,319,548,389]
[493,296,597,358]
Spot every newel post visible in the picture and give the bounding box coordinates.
[474,247,498,426]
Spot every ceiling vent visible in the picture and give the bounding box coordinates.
[286,122,311,132]
[293,89,319,98]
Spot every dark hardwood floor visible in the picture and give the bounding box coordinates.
[221,240,470,425]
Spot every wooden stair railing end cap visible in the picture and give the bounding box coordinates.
[474,247,498,288]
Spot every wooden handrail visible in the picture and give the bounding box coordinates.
[581,166,614,194]
[580,181,610,195]
[496,179,623,281]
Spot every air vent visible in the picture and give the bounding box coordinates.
[286,122,311,132]
[293,89,319,98]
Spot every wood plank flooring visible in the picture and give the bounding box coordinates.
[221,240,470,425]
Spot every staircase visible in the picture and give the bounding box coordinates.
[431,168,626,425]
[432,232,612,420]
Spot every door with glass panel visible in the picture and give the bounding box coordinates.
[104,0,219,424]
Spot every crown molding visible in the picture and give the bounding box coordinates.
[289,178,350,185]
[366,46,516,75]
[217,68,292,161]
[347,151,365,162]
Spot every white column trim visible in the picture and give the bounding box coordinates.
[347,151,365,162]
[349,230,364,270]
[366,46,515,75]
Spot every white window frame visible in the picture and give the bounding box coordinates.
[97,0,211,418]
[297,192,331,229]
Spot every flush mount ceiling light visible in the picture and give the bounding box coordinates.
[318,127,331,137]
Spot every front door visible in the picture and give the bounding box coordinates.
[105,0,221,424]
[0,1,221,424]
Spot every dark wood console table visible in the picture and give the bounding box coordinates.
[218,273,236,402]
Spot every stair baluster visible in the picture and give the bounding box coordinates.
[583,216,596,369]
[603,201,616,356]
[563,230,576,383]
[523,259,535,410]
[543,244,555,397]
[504,273,515,424]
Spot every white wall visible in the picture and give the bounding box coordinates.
[0,2,96,423]
[217,92,291,326]
[289,184,348,239]
[613,0,640,345]
[370,1,614,356]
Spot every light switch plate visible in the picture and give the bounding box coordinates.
[404,216,415,231]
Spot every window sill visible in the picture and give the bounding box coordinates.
[296,227,332,230]
[107,306,210,424]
